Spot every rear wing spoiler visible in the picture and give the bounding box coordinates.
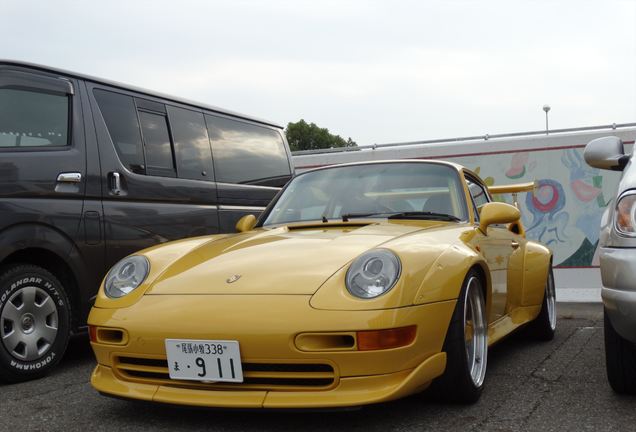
[488,181,536,195]
[488,181,536,210]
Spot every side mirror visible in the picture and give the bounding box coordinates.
[479,202,520,234]
[584,136,628,171]
[235,214,257,233]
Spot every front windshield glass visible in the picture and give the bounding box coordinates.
[262,162,468,226]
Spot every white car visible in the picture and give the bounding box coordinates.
[585,136,636,394]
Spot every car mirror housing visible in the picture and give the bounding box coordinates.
[584,136,629,171]
[235,214,257,233]
[479,202,520,234]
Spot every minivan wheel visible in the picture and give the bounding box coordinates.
[0,264,70,382]
[604,308,636,394]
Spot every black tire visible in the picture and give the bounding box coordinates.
[432,269,488,404]
[0,264,71,383]
[526,265,557,341]
[604,308,636,394]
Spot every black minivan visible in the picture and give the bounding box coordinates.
[0,60,294,382]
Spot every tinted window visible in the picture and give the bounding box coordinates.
[139,111,175,177]
[94,89,145,173]
[167,106,213,181]
[205,115,290,186]
[0,88,68,147]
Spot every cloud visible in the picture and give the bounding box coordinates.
[1,0,634,144]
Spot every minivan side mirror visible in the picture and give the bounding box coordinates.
[235,214,257,232]
[584,136,629,171]
[478,202,520,234]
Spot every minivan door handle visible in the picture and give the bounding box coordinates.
[56,172,82,183]
[109,172,122,195]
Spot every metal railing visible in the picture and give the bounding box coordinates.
[292,122,636,156]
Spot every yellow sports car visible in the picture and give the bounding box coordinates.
[88,160,555,408]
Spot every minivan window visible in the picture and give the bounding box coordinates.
[138,111,176,177]
[0,88,68,147]
[205,114,291,186]
[93,89,145,173]
[167,106,214,181]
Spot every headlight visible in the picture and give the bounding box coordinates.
[615,192,636,235]
[104,256,150,298]
[346,249,401,299]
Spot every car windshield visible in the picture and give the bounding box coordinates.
[262,162,468,226]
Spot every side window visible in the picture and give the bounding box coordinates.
[0,88,68,147]
[466,178,490,220]
[93,89,145,173]
[138,110,175,177]
[167,106,213,181]
[467,179,490,208]
[205,114,291,186]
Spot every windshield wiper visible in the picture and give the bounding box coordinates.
[340,212,387,222]
[335,211,461,222]
[386,211,461,222]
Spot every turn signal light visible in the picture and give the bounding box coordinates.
[357,325,417,351]
[89,325,97,343]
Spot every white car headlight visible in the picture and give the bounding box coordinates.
[615,192,636,236]
[104,256,150,298]
[346,249,401,299]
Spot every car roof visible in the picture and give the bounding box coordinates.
[0,59,283,129]
[300,159,468,174]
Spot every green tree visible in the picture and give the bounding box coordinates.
[285,119,357,152]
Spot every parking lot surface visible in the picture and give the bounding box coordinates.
[1,303,635,432]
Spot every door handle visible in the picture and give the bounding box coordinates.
[56,172,82,183]
[109,172,122,195]
[511,241,520,249]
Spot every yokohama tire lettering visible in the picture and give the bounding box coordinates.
[9,352,56,370]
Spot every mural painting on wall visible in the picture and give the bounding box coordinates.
[453,147,621,267]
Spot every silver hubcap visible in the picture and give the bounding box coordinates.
[464,276,487,387]
[546,270,556,331]
[1,286,58,361]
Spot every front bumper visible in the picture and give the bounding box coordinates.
[600,247,636,343]
[88,295,455,408]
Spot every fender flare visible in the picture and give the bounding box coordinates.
[414,244,492,315]
[0,222,91,326]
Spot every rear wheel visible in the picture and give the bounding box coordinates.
[604,308,636,394]
[433,269,488,403]
[526,265,556,341]
[0,264,71,382]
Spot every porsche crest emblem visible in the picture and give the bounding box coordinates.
[226,274,241,284]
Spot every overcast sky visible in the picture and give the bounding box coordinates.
[2,0,635,145]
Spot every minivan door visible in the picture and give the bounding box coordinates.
[0,67,85,256]
[87,85,219,270]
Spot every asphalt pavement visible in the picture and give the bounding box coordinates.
[1,303,635,432]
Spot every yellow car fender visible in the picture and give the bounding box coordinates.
[93,235,229,309]
[520,242,552,308]
[412,243,491,313]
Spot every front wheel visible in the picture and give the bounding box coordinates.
[604,308,636,394]
[433,269,488,403]
[0,264,71,382]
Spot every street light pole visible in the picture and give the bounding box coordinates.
[543,105,551,135]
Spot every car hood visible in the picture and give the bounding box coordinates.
[146,222,444,295]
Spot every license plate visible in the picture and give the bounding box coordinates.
[165,339,243,382]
